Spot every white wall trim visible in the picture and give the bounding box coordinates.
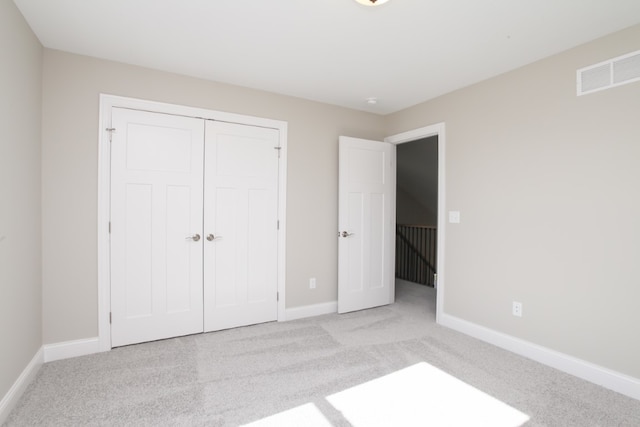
[285,301,338,321]
[43,337,101,363]
[441,313,640,401]
[98,94,288,351]
[97,95,112,352]
[276,122,288,323]
[0,347,43,425]
[385,122,446,324]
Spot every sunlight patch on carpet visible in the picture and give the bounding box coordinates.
[327,362,529,426]
[244,362,530,426]
[242,403,332,427]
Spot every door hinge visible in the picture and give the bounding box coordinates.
[277,292,279,302]
[106,127,116,143]
[109,312,112,324]
[277,220,280,230]
[108,222,111,234]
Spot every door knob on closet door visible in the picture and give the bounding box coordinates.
[186,234,201,242]
[206,234,222,241]
[341,231,354,238]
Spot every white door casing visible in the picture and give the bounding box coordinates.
[203,121,279,331]
[110,108,205,347]
[338,136,395,313]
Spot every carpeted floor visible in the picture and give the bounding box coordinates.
[5,280,640,426]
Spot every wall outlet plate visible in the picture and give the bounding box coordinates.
[512,301,522,317]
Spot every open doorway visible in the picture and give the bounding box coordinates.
[395,136,438,313]
[395,136,438,284]
[386,123,446,323]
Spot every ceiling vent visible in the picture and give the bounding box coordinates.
[577,49,640,96]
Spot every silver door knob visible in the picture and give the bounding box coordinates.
[186,234,201,242]
[207,234,222,241]
[341,231,354,238]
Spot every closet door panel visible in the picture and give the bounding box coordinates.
[110,108,280,346]
[247,188,271,302]
[204,121,279,332]
[212,187,238,307]
[110,108,205,347]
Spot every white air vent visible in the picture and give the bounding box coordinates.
[577,49,640,96]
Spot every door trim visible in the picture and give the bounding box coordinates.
[385,123,445,324]
[97,94,288,352]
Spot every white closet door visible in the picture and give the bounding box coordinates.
[110,108,205,347]
[204,121,279,332]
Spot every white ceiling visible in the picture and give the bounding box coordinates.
[13,0,640,114]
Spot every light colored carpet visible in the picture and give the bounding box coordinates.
[5,280,640,426]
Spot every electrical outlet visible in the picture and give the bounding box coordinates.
[309,277,316,289]
[512,301,522,317]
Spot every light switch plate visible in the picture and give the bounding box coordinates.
[448,211,460,223]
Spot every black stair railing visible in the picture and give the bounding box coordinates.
[396,224,437,287]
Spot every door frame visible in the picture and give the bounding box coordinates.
[385,122,445,324]
[97,94,288,351]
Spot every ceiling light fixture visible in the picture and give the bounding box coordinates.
[354,0,391,6]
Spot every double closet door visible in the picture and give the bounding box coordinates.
[110,108,279,347]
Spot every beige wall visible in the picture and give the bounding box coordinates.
[386,24,640,378]
[0,0,43,400]
[41,49,386,344]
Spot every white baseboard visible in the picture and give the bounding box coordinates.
[0,347,43,425]
[440,313,640,401]
[43,337,101,363]
[285,301,338,321]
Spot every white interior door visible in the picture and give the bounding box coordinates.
[204,121,279,332]
[338,136,394,313]
[110,108,205,347]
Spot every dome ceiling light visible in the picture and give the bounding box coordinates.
[354,0,391,6]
